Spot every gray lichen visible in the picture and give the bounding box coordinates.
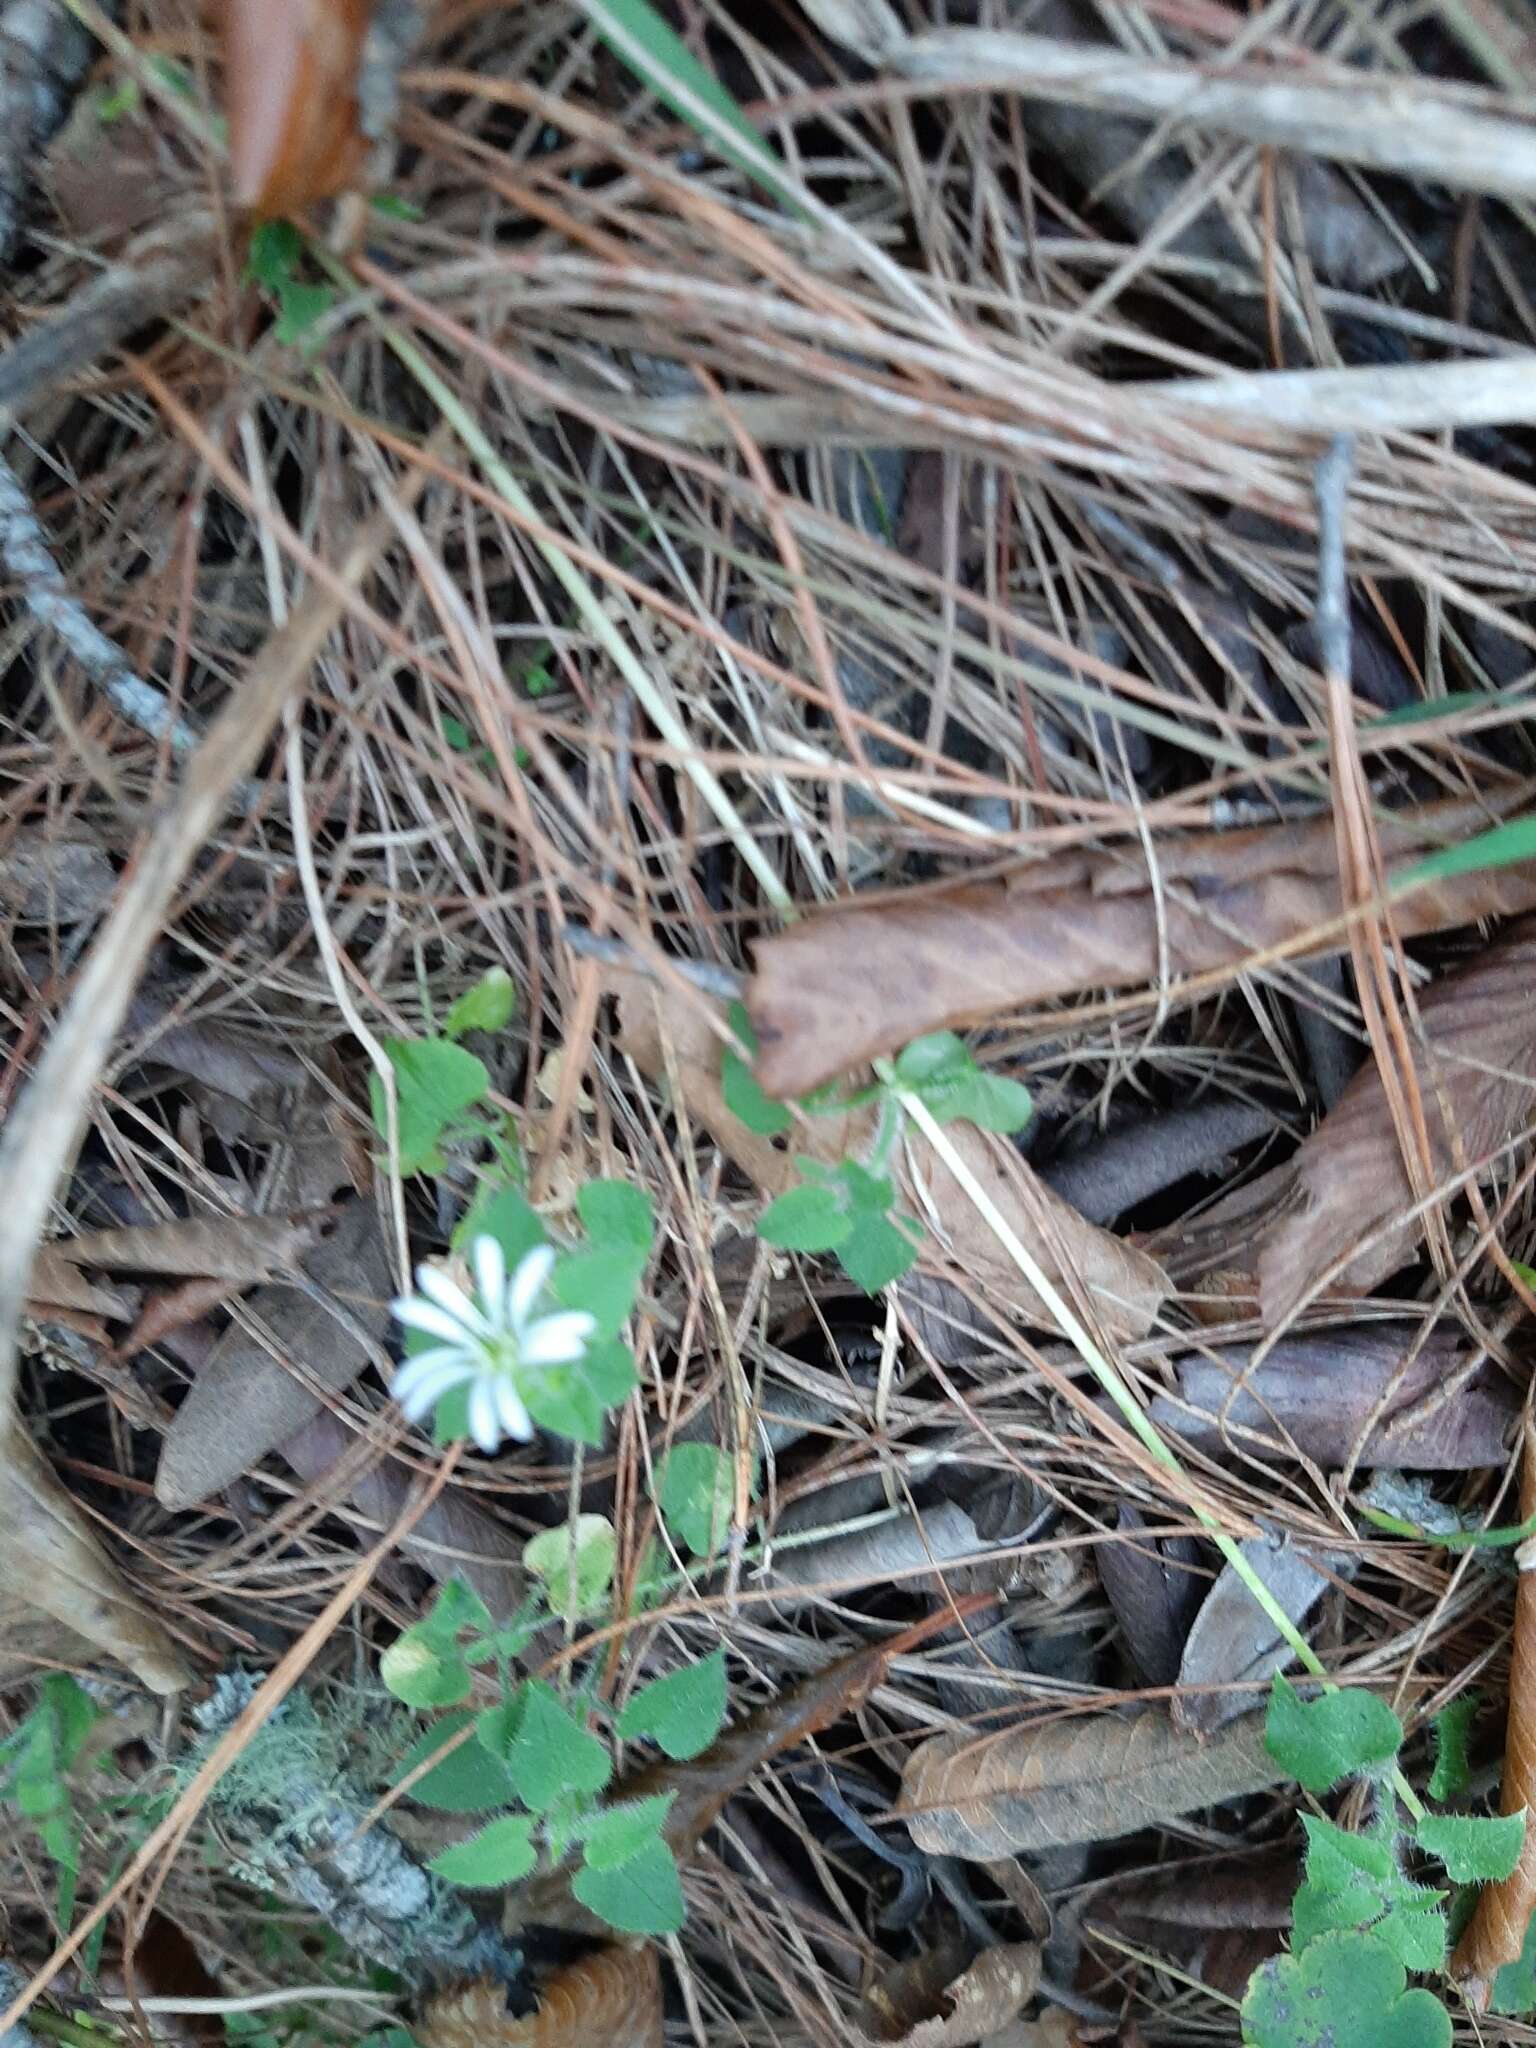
[192,1678,519,1990]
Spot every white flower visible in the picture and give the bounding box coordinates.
[391,1238,595,1454]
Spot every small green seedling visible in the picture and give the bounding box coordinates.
[381,1575,727,1936]
[370,968,520,1179]
[724,1006,1032,1294]
[1241,1676,1530,2044]
[245,220,337,348]
[0,1674,100,1924]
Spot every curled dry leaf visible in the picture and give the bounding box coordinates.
[609,971,1167,1340]
[1256,926,1536,1325]
[1150,1326,1519,1471]
[26,1247,133,1320]
[1452,1423,1536,2004]
[860,1942,1043,2048]
[155,1195,391,1510]
[1097,1503,1205,1688]
[419,1949,662,2048]
[1174,1535,1353,1736]
[0,1420,190,1692]
[898,1705,1283,1859]
[747,798,1536,1098]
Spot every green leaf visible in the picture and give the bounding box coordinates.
[371,1037,490,1174]
[554,1245,647,1337]
[420,1578,494,1645]
[1491,1908,1536,2014]
[578,1179,654,1251]
[394,1714,517,1813]
[506,1683,612,1810]
[578,1791,675,1870]
[837,1206,921,1292]
[756,1181,851,1253]
[572,1833,685,1934]
[379,1631,470,1710]
[1395,816,1536,893]
[893,1032,1033,1134]
[580,0,795,212]
[427,1814,536,1888]
[658,1442,744,1556]
[40,1676,98,1770]
[722,1001,791,1136]
[1416,1810,1525,1883]
[246,219,302,288]
[454,1185,543,1268]
[1240,1931,1450,2048]
[1292,1818,1445,1971]
[1264,1675,1403,1793]
[518,1361,610,1447]
[617,1648,727,1760]
[1428,1696,1478,1801]
[524,1515,617,1617]
[274,280,336,347]
[443,968,516,1039]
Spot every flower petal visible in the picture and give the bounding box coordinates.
[393,1297,482,1345]
[394,1355,475,1421]
[520,1309,596,1366]
[494,1377,534,1443]
[415,1263,490,1334]
[507,1244,556,1329]
[467,1379,502,1454]
[470,1235,507,1324]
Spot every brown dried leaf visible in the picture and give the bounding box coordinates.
[279,1409,526,1620]
[155,1196,391,1510]
[1258,928,1536,1324]
[1098,1504,1204,1688]
[0,1421,190,1693]
[611,973,1167,1340]
[860,1943,1043,2047]
[747,799,1536,1098]
[419,1949,661,2048]
[1151,1326,1518,1470]
[26,1248,133,1320]
[1174,1537,1352,1736]
[61,1208,333,1283]
[897,1706,1283,1859]
[1452,1423,1536,2005]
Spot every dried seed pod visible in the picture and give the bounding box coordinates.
[223,0,370,218]
[419,1949,662,2048]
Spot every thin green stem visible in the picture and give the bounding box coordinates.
[886,1071,1424,1820]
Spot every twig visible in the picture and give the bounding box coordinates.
[887,28,1536,204]
[0,452,201,754]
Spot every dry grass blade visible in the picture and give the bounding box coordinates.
[897,1708,1284,1858]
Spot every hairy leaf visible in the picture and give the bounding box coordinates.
[617,1651,728,1760]
[428,1815,536,1888]
[1265,1676,1402,1792]
[572,1835,684,1934]
[1242,1931,1450,2048]
[1418,1811,1526,1884]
